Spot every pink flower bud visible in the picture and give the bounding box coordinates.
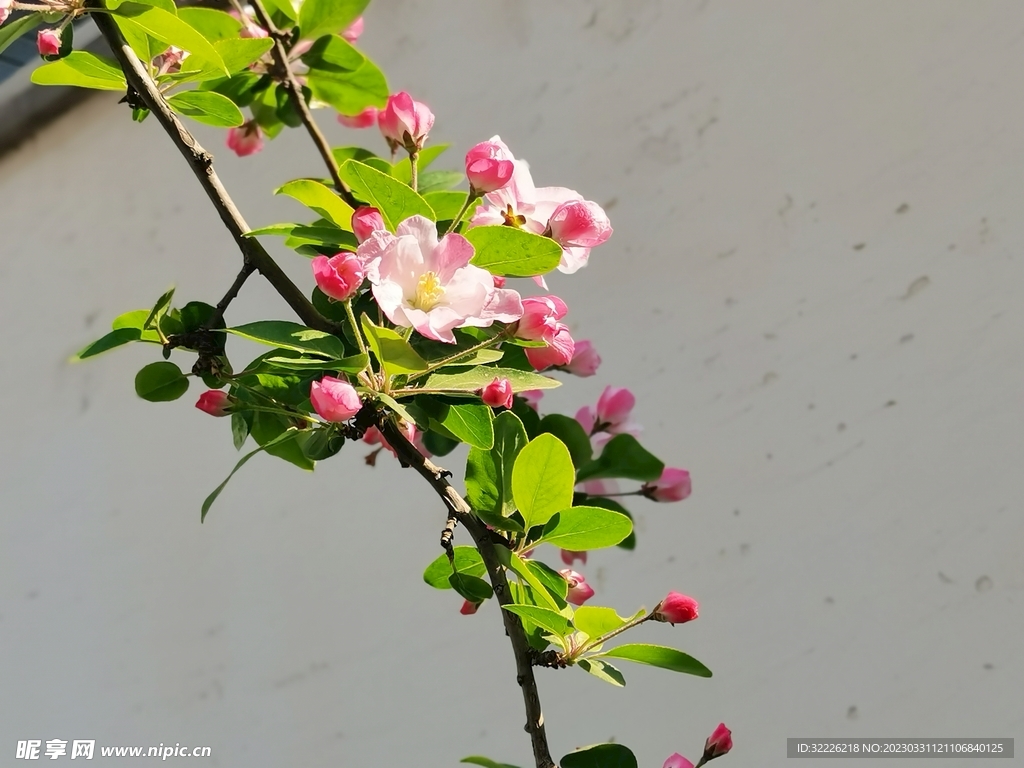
[596,385,635,427]
[312,252,365,302]
[560,569,595,606]
[195,390,231,417]
[37,28,62,57]
[564,339,600,376]
[652,592,699,625]
[519,389,543,411]
[460,599,481,615]
[378,91,434,152]
[560,549,587,566]
[465,137,515,195]
[524,326,574,370]
[226,120,263,157]
[351,206,386,242]
[547,199,613,249]
[516,295,568,344]
[701,724,733,763]
[341,15,364,44]
[480,377,514,409]
[643,467,692,502]
[0,0,13,25]
[663,754,695,768]
[338,107,377,129]
[310,376,361,423]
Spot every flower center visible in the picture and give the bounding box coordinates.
[411,271,445,311]
[501,204,527,228]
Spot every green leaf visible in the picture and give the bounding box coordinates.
[339,160,435,230]
[134,361,189,402]
[275,179,354,229]
[167,90,243,126]
[417,367,560,395]
[227,321,347,359]
[175,7,241,41]
[507,553,561,612]
[260,353,367,373]
[501,604,573,639]
[299,0,368,41]
[261,0,296,22]
[31,51,127,91]
[561,744,637,768]
[72,328,146,360]
[584,496,636,550]
[461,757,522,768]
[429,401,494,450]
[360,314,428,375]
[449,572,493,603]
[246,222,358,251]
[465,226,563,277]
[112,309,160,336]
[417,170,465,194]
[231,411,250,450]
[597,643,713,677]
[536,506,633,551]
[167,37,275,83]
[331,146,378,166]
[576,658,626,687]
[112,3,228,75]
[491,410,528,517]
[143,286,175,331]
[423,190,468,222]
[302,36,388,115]
[525,559,568,601]
[392,144,449,184]
[572,606,627,640]
[296,428,345,460]
[577,434,664,483]
[200,427,297,521]
[538,413,593,469]
[0,13,44,57]
[250,412,314,470]
[512,434,575,530]
[422,546,486,589]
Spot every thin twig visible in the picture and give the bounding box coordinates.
[89,7,342,335]
[248,0,360,209]
[378,417,557,768]
[207,261,256,329]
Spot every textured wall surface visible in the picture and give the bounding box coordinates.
[2,2,1023,766]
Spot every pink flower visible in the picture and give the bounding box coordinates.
[564,339,601,376]
[460,599,481,615]
[37,28,62,57]
[560,569,595,605]
[342,16,364,44]
[351,206,386,243]
[596,385,635,427]
[378,92,434,153]
[0,0,13,25]
[663,754,695,768]
[519,389,544,411]
[547,199,613,249]
[312,252,365,302]
[338,106,377,129]
[560,550,587,566]
[643,468,692,503]
[360,215,523,343]
[226,120,264,157]
[481,378,514,409]
[465,136,515,195]
[701,724,733,763]
[310,376,361,422]
[524,326,574,370]
[652,592,699,625]
[516,295,575,370]
[195,390,231,417]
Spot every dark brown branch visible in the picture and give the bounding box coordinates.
[208,261,256,329]
[89,7,342,335]
[378,417,556,768]
[248,0,360,208]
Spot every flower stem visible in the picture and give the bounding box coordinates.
[572,611,654,661]
[445,190,482,234]
[406,330,508,383]
[409,149,419,193]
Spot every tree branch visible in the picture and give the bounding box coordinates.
[89,7,342,335]
[248,0,360,208]
[378,417,556,768]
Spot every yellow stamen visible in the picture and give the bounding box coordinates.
[411,271,445,311]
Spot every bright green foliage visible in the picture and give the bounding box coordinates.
[417,399,494,450]
[536,506,633,551]
[339,160,435,229]
[449,572,493,602]
[538,413,593,469]
[0,14,44,56]
[422,546,486,588]
[511,434,575,531]
[360,315,428,376]
[465,411,528,529]
[275,180,354,229]
[227,321,348,359]
[302,37,388,116]
[577,433,664,482]
[501,604,573,640]
[461,757,521,768]
[465,226,563,277]
[392,144,449,184]
[167,90,243,126]
[299,0,368,41]
[597,643,713,677]
[576,658,626,687]
[417,366,559,395]
[31,52,127,90]
[135,361,189,402]
[112,3,228,74]
[561,744,638,768]
[572,606,628,640]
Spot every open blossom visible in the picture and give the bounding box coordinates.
[195,390,231,417]
[351,207,386,243]
[481,378,514,409]
[378,92,434,153]
[37,28,62,57]
[465,137,515,195]
[564,339,601,376]
[312,252,364,302]
[360,215,522,343]
[516,295,575,370]
[338,107,377,129]
[700,724,733,764]
[0,0,13,25]
[310,376,361,422]
[652,592,699,625]
[643,468,692,502]
[663,754,695,768]
[560,569,595,605]
[470,151,610,275]
[524,327,574,370]
[226,120,263,157]
[342,16,364,44]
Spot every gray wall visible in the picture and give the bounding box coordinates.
[2,1,1022,765]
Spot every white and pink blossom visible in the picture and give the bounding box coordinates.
[560,569,595,606]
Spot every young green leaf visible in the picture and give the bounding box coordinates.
[535,506,633,551]
[227,321,348,359]
[175,7,242,41]
[360,315,429,375]
[423,191,469,222]
[307,57,388,116]
[465,226,563,277]
[250,412,314,470]
[231,411,250,450]
[201,427,297,521]
[506,553,561,612]
[596,643,713,677]
[576,658,626,687]
[31,51,128,90]
[422,546,486,589]
[512,434,575,531]
[571,606,628,640]
[460,757,522,768]
[112,3,228,74]
[168,90,244,127]
[449,572,493,603]
[339,160,435,230]
[0,13,44,57]
[298,0,368,41]
[560,744,637,768]
[576,433,664,483]
[501,604,573,639]
[418,399,494,450]
[464,410,527,522]
[525,559,569,601]
[72,328,148,361]
[417,366,560,395]
[538,413,593,469]
[135,361,190,402]
[245,223,358,252]
[275,179,354,229]
[417,170,465,194]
